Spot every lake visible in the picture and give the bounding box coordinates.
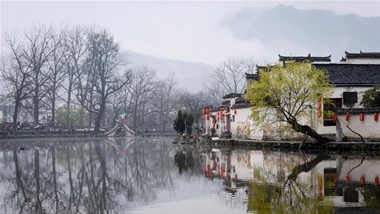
[0,137,378,214]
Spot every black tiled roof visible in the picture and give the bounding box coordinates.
[256,65,270,70]
[345,51,380,59]
[222,93,243,99]
[278,54,331,62]
[336,107,380,115]
[231,103,253,109]
[335,207,379,214]
[313,64,380,85]
[221,100,230,105]
[246,72,259,80]
[235,97,247,103]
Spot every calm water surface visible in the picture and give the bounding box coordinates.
[0,137,378,214]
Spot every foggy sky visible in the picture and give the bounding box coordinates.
[1,1,380,65]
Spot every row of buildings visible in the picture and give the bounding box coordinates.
[202,51,380,141]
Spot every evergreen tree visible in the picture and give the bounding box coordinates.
[173,110,195,135]
[360,84,380,108]
[173,110,185,134]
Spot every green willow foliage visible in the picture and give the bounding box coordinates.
[245,61,334,142]
[247,164,334,214]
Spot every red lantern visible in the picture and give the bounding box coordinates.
[375,176,379,186]
[359,113,364,121]
[317,103,322,109]
[318,110,322,117]
[234,109,237,115]
[333,174,338,183]
[375,113,379,121]
[345,114,350,121]
[333,115,337,122]
[360,175,365,185]
[346,175,351,184]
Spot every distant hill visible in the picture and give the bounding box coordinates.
[126,51,214,92]
[222,4,380,62]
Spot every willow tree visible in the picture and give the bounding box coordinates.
[245,61,334,144]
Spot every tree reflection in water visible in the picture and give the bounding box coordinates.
[248,152,334,214]
[0,138,177,213]
[174,147,204,176]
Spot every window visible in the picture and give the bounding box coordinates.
[343,92,357,108]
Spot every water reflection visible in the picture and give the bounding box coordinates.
[0,138,379,213]
[193,146,380,213]
[0,138,177,213]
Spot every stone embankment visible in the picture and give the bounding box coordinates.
[201,138,380,152]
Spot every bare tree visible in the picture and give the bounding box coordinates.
[107,89,125,126]
[0,31,34,133]
[76,28,131,134]
[22,25,54,126]
[151,72,177,133]
[205,56,256,104]
[44,29,68,127]
[63,26,89,128]
[127,66,156,130]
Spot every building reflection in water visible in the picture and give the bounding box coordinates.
[197,146,380,213]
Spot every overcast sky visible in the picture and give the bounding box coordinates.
[1,1,380,65]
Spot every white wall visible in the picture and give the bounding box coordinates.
[316,86,373,136]
[346,58,380,64]
[230,107,260,139]
[337,113,380,139]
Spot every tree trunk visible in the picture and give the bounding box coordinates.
[287,153,331,181]
[93,103,105,134]
[12,100,20,134]
[52,92,56,127]
[287,118,331,144]
[66,82,72,128]
[34,95,39,126]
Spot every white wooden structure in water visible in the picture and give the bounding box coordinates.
[104,122,135,137]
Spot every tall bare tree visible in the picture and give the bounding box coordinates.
[205,56,256,104]
[151,72,177,132]
[22,25,54,125]
[44,30,68,127]
[76,29,131,134]
[63,26,89,128]
[0,32,34,133]
[127,66,156,130]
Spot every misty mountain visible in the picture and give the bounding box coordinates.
[222,4,380,61]
[127,51,214,92]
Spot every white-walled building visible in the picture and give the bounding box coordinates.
[313,63,380,138]
[202,51,380,141]
[340,51,380,64]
